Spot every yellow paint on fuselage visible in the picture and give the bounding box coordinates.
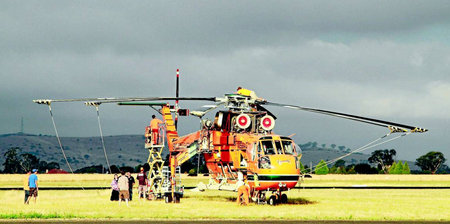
[257,154,299,176]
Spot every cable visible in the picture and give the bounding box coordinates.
[95,106,112,174]
[303,132,411,173]
[322,133,391,167]
[47,104,84,190]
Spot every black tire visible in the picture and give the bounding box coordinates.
[174,195,180,203]
[268,195,277,206]
[280,194,288,204]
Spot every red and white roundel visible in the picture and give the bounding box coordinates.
[260,115,275,131]
[236,114,251,129]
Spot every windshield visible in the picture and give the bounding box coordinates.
[260,140,276,155]
[282,140,296,154]
[275,140,283,154]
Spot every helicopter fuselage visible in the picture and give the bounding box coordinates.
[166,106,302,194]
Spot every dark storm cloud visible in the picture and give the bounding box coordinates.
[1,1,449,162]
[1,0,450,56]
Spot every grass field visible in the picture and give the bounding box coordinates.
[0,174,449,221]
[1,174,450,188]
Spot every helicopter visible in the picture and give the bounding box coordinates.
[33,69,428,205]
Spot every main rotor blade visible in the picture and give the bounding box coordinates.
[264,101,427,133]
[190,102,225,118]
[33,97,217,104]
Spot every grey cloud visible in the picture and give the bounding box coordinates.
[2,1,450,56]
[1,1,449,162]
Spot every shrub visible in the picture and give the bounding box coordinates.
[402,161,411,174]
[346,166,356,174]
[336,166,347,174]
[395,161,404,174]
[388,161,397,174]
[315,160,329,175]
[354,163,378,174]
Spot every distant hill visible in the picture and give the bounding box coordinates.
[0,133,419,171]
[0,133,149,171]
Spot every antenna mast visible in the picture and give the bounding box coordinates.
[20,117,24,134]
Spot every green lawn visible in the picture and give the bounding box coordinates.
[1,174,450,188]
[0,188,449,221]
[1,174,449,221]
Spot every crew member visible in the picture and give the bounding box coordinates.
[136,167,147,200]
[236,87,265,101]
[118,171,129,207]
[236,172,250,205]
[23,170,31,204]
[26,169,38,204]
[150,115,163,144]
[126,172,135,201]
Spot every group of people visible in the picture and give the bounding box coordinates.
[23,169,39,204]
[110,167,148,206]
[110,169,251,206]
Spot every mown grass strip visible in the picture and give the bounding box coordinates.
[0,212,78,219]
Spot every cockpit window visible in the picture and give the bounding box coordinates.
[282,140,296,154]
[274,140,283,154]
[260,140,276,155]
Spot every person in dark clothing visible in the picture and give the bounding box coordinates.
[136,167,148,200]
[126,172,135,201]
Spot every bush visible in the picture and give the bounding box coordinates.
[388,161,397,174]
[75,165,103,173]
[395,161,404,174]
[119,166,134,173]
[336,166,347,174]
[110,165,120,174]
[329,166,337,174]
[346,166,356,174]
[299,161,305,171]
[315,160,329,175]
[402,161,411,174]
[354,163,378,174]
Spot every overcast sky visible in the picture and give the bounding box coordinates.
[1,0,449,162]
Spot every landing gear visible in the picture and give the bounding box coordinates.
[252,190,288,205]
[280,193,288,204]
[268,195,277,206]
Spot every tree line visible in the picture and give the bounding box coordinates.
[2,147,60,173]
[304,149,448,175]
[1,147,208,174]
[2,146,448,174]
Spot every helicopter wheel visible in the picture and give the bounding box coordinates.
[268,195,277,206]
[280,193,288,204]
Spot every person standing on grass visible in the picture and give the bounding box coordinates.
[23,170,31,204]
[136,167,148,200]
[26,169,38,204]
[110,174,119,201]
[126,171,135,201]
[118,170,129,207]
[236,172,250,206]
